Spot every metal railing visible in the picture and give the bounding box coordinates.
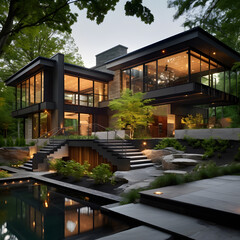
[36,123,128,157]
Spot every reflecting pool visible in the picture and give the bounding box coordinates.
[0,180,129,240]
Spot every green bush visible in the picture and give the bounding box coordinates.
[234,148,240,162]
[29,141,36,146]
[120,189,141,204]
[154,138,186,151]
[91,163,113,184]
[19,138,26,146]
[0,136,5,147]
[0,170,11,178]
[6,137,14,147]
[15,137,20,146]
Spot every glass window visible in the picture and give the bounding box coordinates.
[26,79,29,107]
[35,73,41,103]
[42,71,44,102]
[64,75,78,105]
[122,69,130,90]
[144,61,157,92]
[158,51,188,88]
[30,76,34,105]
[64,112,78,134]
[80,113,92,136]
[21,81,26,108]
[40,112,48,137]
[17,84,21,109]
[32,113,39,139]
[190,51,201,83]
[131,65,143,93]
[80,78,93,107]
[94,81,108,107]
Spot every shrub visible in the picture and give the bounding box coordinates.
[15,137,20,146]
[91,163,113,184]
[29,141,36,146]
[120,189,141,204]
[6,137,14,147]
[181,113,203,129]
[154,138,186,151]
[0,170,11,178]
[19,137,26,146]
[0,136,5,147]
[234,148,240,162]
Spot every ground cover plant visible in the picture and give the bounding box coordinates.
[0,170,11,178]
[183,136,230,159]
[49,159,113,184]
[154,138,186,151]
[120,161,240,204]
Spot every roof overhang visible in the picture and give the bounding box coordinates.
[64,63,113,82]
[5,57,55,86]
[106,27,240,70]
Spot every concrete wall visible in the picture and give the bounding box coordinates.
[175,128,240,140]
[92,130,125,139]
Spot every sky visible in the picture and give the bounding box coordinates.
[71,0,185,68]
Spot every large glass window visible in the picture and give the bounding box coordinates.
[80,78,93,107]
[94,81,108,107]
[35,73,41,103]
[40,112,48,137]
[64,112,78,134]
[122,69,130,91]
[144,61,157,92]
[32,113,39,139]
[17,84,21,109]
[80,113,92,136]
[30,76,35,105]
[21,81,26,108]
[158,51,188,88]
[131,65,143,93]
[26,79,29,107]
[64,75,78,105]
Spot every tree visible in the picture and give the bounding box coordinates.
[0,25,84,81]
[0,0,154,56]
[109,89,154,139]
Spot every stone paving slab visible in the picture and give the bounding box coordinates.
[104,203,240,239]
[97,226,172,240]
[141,176,240,216]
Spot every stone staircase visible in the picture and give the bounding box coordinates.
[20,139,66,171]
[95,140,154,170]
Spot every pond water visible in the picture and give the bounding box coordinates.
[0,180,129,240]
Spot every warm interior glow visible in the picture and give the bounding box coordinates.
[44,200,48,208]
[213,52,216,55]
[143,141,147,146]
[162,49,166,54]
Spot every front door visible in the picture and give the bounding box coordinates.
[150,116,167,138]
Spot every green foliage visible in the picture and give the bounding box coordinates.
[120,189,141,205]
[91,163,113,184]
[181,113,204,129]
[6,137,14,147]
[29,141,36,146]
[234,148,240,162]
[10,159,27,168]
[0,135,5,147]
[154,138,186,151]
[15,138,20,146]
[0,170,11,178]
[53,135,98,140]
[109,89,154,139]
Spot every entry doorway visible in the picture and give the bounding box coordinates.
[150,116,167,137]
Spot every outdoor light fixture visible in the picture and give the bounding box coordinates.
[213,52,216,55]
[44,200,48,208]
[162,49,166,54]
[154,191,163,195]
[143,141,147,146]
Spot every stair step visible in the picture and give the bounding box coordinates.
[130,159,152,164]
[24,163,33,167]
[99,142,132,146]
[112,149,140,152]
[106,146,135,149]
[122,155,148,160]
[130,163,154,169]
[95,140,126,143]
[38,150,51,154]
[19,165,33,171]
[115,152,143,156]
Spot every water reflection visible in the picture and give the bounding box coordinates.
[0,182,128,240]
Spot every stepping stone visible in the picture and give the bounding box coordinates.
[163,170,187,175]
[171,158,199,166]
[172,154,203,160]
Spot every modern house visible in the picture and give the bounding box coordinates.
[5,27,240,140]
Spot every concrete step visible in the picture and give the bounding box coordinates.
[173,153,203,160]
[116,152,143,156]
[123,155,147,159]
[19,165,33,171]
[130,159,152,165]
[104,145,135,149]
[24,162,33,167]
[130,163,154,170]
[163,170,187,175]
[111,149,140,152]
[171,158,199,166]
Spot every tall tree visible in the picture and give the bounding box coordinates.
[109,89,154,139]
[0,25,84,81]
[0,0,154,56]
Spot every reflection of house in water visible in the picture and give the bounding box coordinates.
[7,183,128,240]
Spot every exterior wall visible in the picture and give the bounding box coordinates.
[109,70,121,100]
[175,128,240,140]
[68,147,117,171]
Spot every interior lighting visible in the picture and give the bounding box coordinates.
[19,180,23,183]
[3,182,7,185]
[12,181,15,184]
[44,200,48,208]
[33,221,36,227]
[154,191,163,195]
[213,52,216,55]
[162,49,166,54]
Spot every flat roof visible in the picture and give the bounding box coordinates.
[106,27,240,70]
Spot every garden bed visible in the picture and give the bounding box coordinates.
[43,173,125,195]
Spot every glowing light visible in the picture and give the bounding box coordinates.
[84,197,90,201]
[19,180,23,183]
[33,221,36,227]
[154,191,163,195]
[12,181,15,184]
[3,182,7,185]
[47,193,50,197]
[213,52,216,55]
[44,200,48,208]
[143,141,147,146]
[162,49,166,54]
[5,200,7,204]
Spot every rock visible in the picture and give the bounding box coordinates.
[173,153,203,160]
[142,149,172,164]
[171,158,199,166]
[162,155,180,170]
[113,171,129,183]
[164,147,184,154]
